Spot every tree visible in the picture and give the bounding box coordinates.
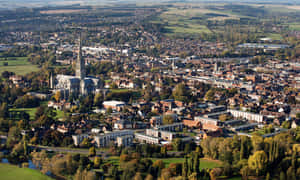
[54,91,61,102]
[182,156,188,179]
[172,138,183,151]
[89,147,96,157]
[172,83,190,103]
[163,115,174,125]
[94,156,102,168]
[248,150,268,176]
[169,163,182,176]
[296,113,300,119]
[153,160,165,169]
[204,89,215,101]
[193,154,200,175]
[134,172,143,180]
[80,138,91,148]
[106,107,113,114]
[251,135,264,152]
[280,171,286,180]
[0,102,9,118]
[161,146,167,157]
[266,172,270,180]
[94,93,104,108]
[145,174,154,180]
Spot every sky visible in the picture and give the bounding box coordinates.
[0,0,298,10]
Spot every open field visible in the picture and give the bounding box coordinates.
[153,5,252,36]
[151,158,222,169]
[0,57,39,75]
[288,24,300,31]
[10,107,65,120]
[106,156,221,170]
[0,163,52,180]
[107,156,120,166]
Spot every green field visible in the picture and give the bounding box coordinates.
[151,158,222,169]
[107,156,120,166]
[10,107,65,120]
[106,156,221,170]
[0,163,52,180]
[110,89,133,93]
[0,57,39,75]
[289,23,300,31]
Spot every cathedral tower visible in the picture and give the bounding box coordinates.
[76,36,85,80]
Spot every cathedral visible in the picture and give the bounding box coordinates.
[51,38,100,98]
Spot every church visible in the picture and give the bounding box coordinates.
[51,38,100,98]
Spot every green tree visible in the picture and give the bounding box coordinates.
[172,83,190,103]
[94,156,102,168]
[248,150,268,176]
[163,115,174,125]
[251,135,264,152]
[172,138,183,151]
[89,147,96,157]
[94,93,104,108]
[204,89,215,101]
[280,171,286,180]
[182,156,188,179]
[0,102,9,118]
[54,91,61,102]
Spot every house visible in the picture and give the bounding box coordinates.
[114,120,133,130]
[194,117,223,131]
[183,120,201,128]
[103,100,125,111]
[228,109,265,123]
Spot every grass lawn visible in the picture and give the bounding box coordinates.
[265,33,282,40]
[289,23,300,31]
[0,57,39,75]
[0,163,52,180]
[10,107,37,120]
[106,156,120,166]
[151,158,222,169]
[110,89,132,93]
[10,107,65,120]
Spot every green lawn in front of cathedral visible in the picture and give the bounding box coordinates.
[0,57,39,75]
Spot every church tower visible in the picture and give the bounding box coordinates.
[76,36,85,80]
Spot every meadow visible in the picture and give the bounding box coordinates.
[150,3,300,38]
[0,163,52,180]
[0,57,39,75]
[10,105,65,121]
[106,156,222,170]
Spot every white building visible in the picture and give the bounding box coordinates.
[228,109,265,123]
[117,135,133,147]
[135,133,160,144]
[103,100,125,110]
[94,130,133,147]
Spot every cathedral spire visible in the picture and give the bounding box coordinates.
[76,34,85,79]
